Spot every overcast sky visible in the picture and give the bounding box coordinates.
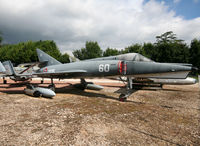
[0,0,200,52]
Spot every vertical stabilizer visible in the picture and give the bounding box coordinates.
[36,48,62,66]
[0,61,6,73]
[2,61,16,75]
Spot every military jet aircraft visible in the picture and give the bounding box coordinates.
[87,53,198,88]
[33,49,194,101]
[0,61,34,84]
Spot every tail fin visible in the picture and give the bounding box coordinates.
[2,61,17,76]
[0,61,6,73]
[36,48,62,66]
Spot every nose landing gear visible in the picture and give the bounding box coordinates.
[119,77,135,102]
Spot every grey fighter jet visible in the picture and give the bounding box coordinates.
[0,61,34,84]
[87,53,198,88]
[34,49,194,101]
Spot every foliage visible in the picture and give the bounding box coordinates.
[103,48,120,57]
[189,39,200,69]
[0,40,67,65]
[73,41,102,60]
[142,42,155,59]
[153,31,189,63]
[155,31,183,44]
[59,53,70,63]
[123,44,143,54]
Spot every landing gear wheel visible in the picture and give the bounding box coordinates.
[33,91,41,97]
[3,80,7,84]
[74,84,85,90]
[119,94,127,102]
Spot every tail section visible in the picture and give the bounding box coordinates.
[2,61,17,76]
[36,49,62,66]
[0,61,6,73]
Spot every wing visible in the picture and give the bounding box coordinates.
[33,70,87,78]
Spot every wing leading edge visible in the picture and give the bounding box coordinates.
[34,70,87,76]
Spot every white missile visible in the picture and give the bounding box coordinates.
[147,77,197,85]
[24,84,56,98]
[86,83,104,90]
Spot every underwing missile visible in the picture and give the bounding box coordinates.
[24,84,56,98]
[86,83,104,90]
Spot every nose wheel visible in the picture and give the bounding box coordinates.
[119,77,134,102]
[119,94,127,102]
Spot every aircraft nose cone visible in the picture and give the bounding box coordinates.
[193,78,197,84]
[36,88,56,98]
[44,90,56,98]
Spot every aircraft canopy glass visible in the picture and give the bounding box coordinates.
[116,53,153,62]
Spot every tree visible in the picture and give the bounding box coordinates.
[142,42,156,60]
[85,41,102,59]
[0,40,62,65]
[73,41,103,60]
[154,31,189,63]
[156,31,183,44]
[103,48,120,57]
[123,44,142,54]
[189,39,200,69]
[59,53,70,63]
[73,48,86,60]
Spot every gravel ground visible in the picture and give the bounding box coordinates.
[0,79,199,145]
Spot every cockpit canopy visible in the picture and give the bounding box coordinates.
[114,53,153,62]
[89,53,153,62]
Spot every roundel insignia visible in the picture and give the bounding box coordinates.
[43,68,48,72]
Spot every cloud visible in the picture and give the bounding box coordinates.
[173,0,181,4]
[193,0,199,3]
[0,0,200,52]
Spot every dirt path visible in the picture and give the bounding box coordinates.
[0,79,199,145]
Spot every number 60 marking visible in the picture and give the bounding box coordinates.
[99,64,110,72]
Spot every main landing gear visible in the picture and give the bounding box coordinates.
[119,77,134,102]
[41,78,44,84]
[48,78,55,91]
[3,77,7,84]
[74,78,88,90]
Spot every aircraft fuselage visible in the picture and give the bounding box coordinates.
[37,60,192,79]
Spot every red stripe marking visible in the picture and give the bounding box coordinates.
[118,61,122,74]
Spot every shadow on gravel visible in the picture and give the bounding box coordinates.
[0,90,24,94]
[0,84,147,104]
[55,86,144,104]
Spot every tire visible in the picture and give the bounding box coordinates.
[74,84,85,90]
[3,80,7,84]
[119,94,127,102]
[33,91,41,97]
